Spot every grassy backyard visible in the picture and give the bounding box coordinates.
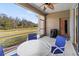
[0,27,37,48]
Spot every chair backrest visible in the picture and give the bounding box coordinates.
[0,46,4,56]
[55,35,66,48]
[28,33,37,40]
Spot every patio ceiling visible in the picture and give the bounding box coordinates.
[17,3,45,16]
[18,3,77,15]
[29,3,77,14]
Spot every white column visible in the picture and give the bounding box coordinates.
[37,15,45,36]
[70,9,75,43]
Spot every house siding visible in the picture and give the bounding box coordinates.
[46,10,70,36]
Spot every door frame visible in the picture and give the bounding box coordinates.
[59,17,69,37]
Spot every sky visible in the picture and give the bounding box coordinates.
[0,3,38,23]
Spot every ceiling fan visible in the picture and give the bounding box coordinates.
[40,3,55,11]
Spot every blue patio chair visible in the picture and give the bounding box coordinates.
[0,46,4,56]
[51,35,66,54]
[28,33,37,40]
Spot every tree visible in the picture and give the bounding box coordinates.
[0,13,38,30]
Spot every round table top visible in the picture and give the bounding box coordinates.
[17,40,50,56]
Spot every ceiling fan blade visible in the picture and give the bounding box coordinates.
[47,3,54,9]
[39,4,45,8]
[43,6,46,11]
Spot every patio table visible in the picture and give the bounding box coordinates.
[17,39,51,56]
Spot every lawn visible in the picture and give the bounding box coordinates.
[0,27,37,48]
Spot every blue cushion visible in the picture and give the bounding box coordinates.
[51,46,56,53]
[51,46,64,53]
[28,33,37,40]
[54,49,63,54]
[55,35,66,47]
[0,46,4,56]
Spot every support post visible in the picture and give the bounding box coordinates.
[44,14,48,36]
